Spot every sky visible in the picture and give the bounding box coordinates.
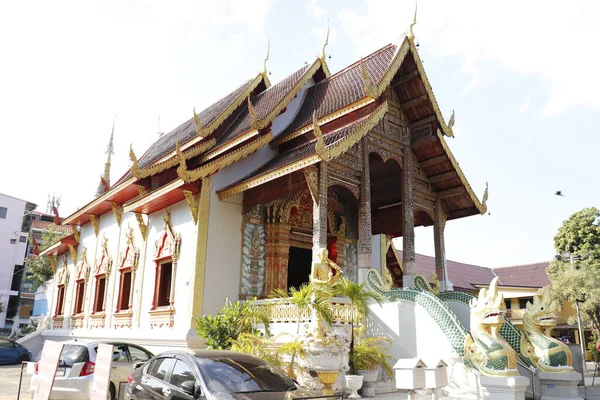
[1,0,598,268]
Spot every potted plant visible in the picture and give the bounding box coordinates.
[332,277,386,397]
[350,330,393,396]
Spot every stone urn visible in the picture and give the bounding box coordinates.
[345,375,364,399]
[357,370,378,397]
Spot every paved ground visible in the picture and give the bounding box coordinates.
[0,363,32,400]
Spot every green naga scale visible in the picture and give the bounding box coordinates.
[520,286,574,372]
[366,269,518,376]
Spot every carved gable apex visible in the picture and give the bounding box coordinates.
[95,235,113,276]
[57,264,69,286]
[154,209,181,261]
[75,247,90,281]
[119,227,139,270]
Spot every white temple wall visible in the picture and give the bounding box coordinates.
[271,78,314,137]
[79,222,99,323]
[138,200,196,330]
[96,212,122,327]
[202,176,243,316]
[368,300,479,399]
[118,212,149,329]
[62,253,76,328]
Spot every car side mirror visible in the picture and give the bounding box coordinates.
[181,380,202,397]
[132,361,145,370]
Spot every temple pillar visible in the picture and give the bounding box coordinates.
[312,162,328,258]
[402,127,416,288]
[434,200,452,292]
[358,141,372,283]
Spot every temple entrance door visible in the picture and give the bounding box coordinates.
[287,246,312,291]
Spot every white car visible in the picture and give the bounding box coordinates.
[30,340,154,400]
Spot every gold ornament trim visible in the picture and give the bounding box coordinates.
[72,229,80,243]
[193,107,203,137]
[191,177,211,325]
[177,132,274,183]
[111,202,123,227]
[123,179,188,213]
[261,39,271,85]
[200,130,258,163]
[218,102,388,199]
[49,255,58,273]
[134,212,147,240]
[407,1,417,42]
[182,190,199,225]
[130,138,217,179]
[136,184,148,197]
[360,58,377,99]
[273,97,375,146]
[89,214,99,237]
[319,19,330,62]
[68,244,78,265]
[248,97,259,130]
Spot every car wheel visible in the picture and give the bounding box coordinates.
[107,382,116,400]
[18,354,30,363]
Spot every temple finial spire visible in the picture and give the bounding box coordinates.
[407,1,417,42]
[319,19,330,62]
[261,39,270,78]
[95,115,116,198]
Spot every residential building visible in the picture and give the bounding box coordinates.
[0,193,36,328]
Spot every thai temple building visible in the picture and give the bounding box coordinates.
[32,20,585,400]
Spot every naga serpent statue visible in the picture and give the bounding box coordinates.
[520,286,573,372]
[468,277,519,376]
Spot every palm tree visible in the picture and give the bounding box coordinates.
[332,277,385,374]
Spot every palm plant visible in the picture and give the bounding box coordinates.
[270,283,334,335]
[270,282,334,377]
[332,277,385,374]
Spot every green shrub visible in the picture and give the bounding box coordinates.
[196,298,270,350]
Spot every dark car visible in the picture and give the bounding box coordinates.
[0,338,32,365]
[126,350,325,400]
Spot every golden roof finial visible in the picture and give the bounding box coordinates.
[248,96,259,129]
[482,182,489,211]
[313,111,331,162]
[319,19,330,62]
[448,109,455,129]
[261,39,270,78]
[129,144,140,176]
[407,0,417,42]
[193,107,203,138]
[360,58,377,99]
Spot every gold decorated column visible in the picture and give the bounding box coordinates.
[402,127,416,287]
[312,162,328,258]
[358,140,372,281]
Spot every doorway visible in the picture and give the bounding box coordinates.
[287,246,312,291]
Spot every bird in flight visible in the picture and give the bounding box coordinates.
[555,191,564,197]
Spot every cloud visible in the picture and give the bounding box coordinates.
[520,96,532,114]
[338,0,600,116]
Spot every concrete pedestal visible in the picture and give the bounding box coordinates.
[538,371,583,400]
[479,375,529,400]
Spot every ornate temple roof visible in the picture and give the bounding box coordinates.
[278,43,396,140]
[62,32,488,228]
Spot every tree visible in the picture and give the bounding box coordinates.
[24,227,65,291]
[547,207,600,338]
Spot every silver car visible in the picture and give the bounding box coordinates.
[30,340,154,399]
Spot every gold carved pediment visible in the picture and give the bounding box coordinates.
[75,247,90,282]
[95,236,113,276]
[154,209,181,260]
[119,228,139,270]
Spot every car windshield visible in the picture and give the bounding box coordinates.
[59,345,89,367]
[195,355,296,394]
